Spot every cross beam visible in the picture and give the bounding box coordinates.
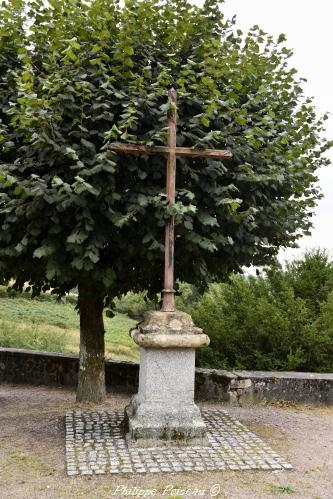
[109,88,232,312]
[109,143,233,160]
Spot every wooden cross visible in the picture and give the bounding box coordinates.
[109,89,232,312]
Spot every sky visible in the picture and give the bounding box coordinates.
[195,0,333,263]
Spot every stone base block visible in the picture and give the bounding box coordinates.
[124,311,209,446]
[124,346,208,446]
[124,394,207,446]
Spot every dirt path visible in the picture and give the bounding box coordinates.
[0,384,332,499]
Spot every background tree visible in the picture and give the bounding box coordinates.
[190,250,333,373]
[0,0,330,401]
[283,249,333,314]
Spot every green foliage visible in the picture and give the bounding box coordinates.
[193,252,333,372]
[304,291,333,372]
[0,0,331,302]
[279,249,333,314]
[0,285,77,305]
[114,291,158,319]
[175,281,201,311]
[113,282,200,318]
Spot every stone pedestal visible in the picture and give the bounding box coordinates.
[124,310,210,446]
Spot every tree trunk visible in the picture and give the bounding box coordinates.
[76,284,106,403]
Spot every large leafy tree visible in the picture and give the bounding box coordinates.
[0,0,330,401]
[268,249,333,315]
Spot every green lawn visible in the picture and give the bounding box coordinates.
[0,288,139,361]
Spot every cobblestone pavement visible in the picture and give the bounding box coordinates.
[65,409,292,476]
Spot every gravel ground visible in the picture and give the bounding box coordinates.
[0,384,332,499]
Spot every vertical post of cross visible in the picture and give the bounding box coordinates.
[110,89,233,446]
[162,88,177,312]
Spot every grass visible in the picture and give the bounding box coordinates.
[271,484,297,495]
[6,451,46,473]
[0,320,67,353]
[0,286,139,361]
[0,447,50,486]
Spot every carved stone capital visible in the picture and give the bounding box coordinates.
[129,310,210,349]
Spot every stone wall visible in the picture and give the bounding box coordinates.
[0,348,138,393]
[1,348,332,405]
[234,370,333,406]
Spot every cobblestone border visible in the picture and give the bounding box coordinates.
[65,409,292,476]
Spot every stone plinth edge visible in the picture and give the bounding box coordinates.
[129,310,210,349]
[130,331,209,348]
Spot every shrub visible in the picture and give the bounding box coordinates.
[193,273,333,372]
[114,291,158,320]
[302,291,333,372]
[113,282,200,319]
[175,282,201,312]
[284,249,333,314]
